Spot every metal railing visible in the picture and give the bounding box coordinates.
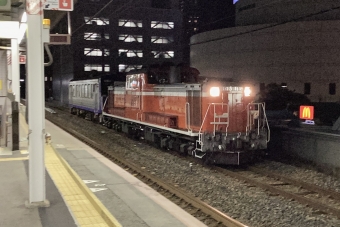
[246,103,270,142]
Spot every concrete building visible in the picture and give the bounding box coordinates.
[49,0,183,104]
[190,0,340,103]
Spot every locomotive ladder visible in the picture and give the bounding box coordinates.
[195,103,229,156]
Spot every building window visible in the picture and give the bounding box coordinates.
[151,21,174,29]
[119,19,142,28]
[329,83,336,95]
[304,83,311,95]
[118,34,143,43]
[84,48,110,56]
[84,17,109,25]
[151,51,174,58]
[119,49,143,58]
[151,36,174,44]
[260,83,265,91]
[84,32,109,40]
[118,64,142,72]
[84,64,110,72]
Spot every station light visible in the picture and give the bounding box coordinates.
[43,19,50,29]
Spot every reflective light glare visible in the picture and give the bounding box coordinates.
[210,87,220,97]
[18,23,27,44]
[0,21,19,39]
[244,87,251,97]
[21,12,27,23]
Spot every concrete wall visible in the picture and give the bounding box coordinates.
[275,127,340,174]
[190,20,340,102]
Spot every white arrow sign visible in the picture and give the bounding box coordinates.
[83,180,99,184]
[90,188,108,193]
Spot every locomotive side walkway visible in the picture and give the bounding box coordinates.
[0,105,207,227]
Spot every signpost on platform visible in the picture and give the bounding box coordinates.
[43,0,73,11]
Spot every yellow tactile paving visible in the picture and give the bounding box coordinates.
[45,144,122,227]
[18,108,121,227]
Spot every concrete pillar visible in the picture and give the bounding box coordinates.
[25,6,49,207]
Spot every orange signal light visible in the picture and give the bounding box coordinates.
[299,106,314,120]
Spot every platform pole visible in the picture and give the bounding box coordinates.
[26,2,49,207]
[11,38,20,102]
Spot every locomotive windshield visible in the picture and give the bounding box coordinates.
[126,74,140,89]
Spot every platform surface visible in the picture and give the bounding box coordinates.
[0,105,207,227]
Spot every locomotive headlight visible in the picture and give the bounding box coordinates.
[244,87,251,97]
[210,87,220,97]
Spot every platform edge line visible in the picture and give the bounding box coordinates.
[49,144,122,227]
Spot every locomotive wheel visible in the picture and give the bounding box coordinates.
[106,121,113,129]
[70,108,76,115]
[202,152,214,166]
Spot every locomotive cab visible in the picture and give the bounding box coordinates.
[193,81,270,165]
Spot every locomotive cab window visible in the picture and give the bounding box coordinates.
[126,74,140,89]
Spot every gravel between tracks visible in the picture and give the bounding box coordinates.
[45,106,340,227]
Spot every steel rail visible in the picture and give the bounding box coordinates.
[46,113,249,227]
[217,167,340,219]
[249,166,340,201]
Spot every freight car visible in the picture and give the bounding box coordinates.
[69,75,114,122]
[102,66,270,165]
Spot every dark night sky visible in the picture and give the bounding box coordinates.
[198,0,235,32]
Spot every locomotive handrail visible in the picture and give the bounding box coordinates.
[199,103,229,141]
[246,103,270,143]
[261,103,270,142]
[198,103,213,144]
[212,103,229,136]
[185,102,192,132]
[102,96,109,113]
[137,112,143,121]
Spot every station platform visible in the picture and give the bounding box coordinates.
[0,106,207,227]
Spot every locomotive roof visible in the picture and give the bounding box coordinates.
[70,75,112,82]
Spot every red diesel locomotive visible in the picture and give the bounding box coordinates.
[102,66,270,165]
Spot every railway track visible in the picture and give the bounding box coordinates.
[45,105,340,224]
[216,166,340,219]
[45,111,249,227]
